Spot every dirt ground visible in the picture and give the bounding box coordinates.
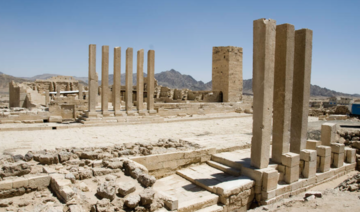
[0,115,320,156]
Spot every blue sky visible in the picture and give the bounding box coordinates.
[0,0,359,94]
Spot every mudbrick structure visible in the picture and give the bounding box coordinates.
[0,18,358,212]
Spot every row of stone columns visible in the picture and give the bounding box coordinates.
[250,18,313,169]
[87,44,155,117]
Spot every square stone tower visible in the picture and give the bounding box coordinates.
[212,46,243,102]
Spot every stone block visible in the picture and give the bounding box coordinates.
[49,116,62,123]
[261,189,276,200]
[306,140,321,150]
[262,169,278,192]
[300,149,317,162]
[284,166,299,184]
[290,180,303,191]
[316,146,331,157]
[282,153,300,167]
[330,143,345,154]
[345,148,356,163]
[27,175,51,189]
[316,170,334,183]
[318,156,331,172]
[302,160,316,178]
[333,153,344,168]
[302,177,316,187]
[12,178,29,189]
[275,184,290,196]
[0,180,12,190]
[321,123,336,146]
[59,186,75,203]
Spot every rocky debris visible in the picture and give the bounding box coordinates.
[0,200,13,207]
[96,181,116,201]
[138,174,156,188]
[244,108,253,114]
[139,188,155,206]
[77,169,93,180]
[59,152,76,163]
[13,154,24,162]
[124,193,141,209]
[78,182,89,192]
[80,152,98,160]
[65,173,76,183]
[0,162,31,178]
[304,191,322,199]
[105,175,117,182]
[95,199,111,212]
[39,154,59,165]
[117,182,136,196]
[336,173,360,192]
[123,159,148,178]
[92,168,113,177]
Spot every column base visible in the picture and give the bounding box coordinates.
[85,111,98,118]
[102,111,110,117]
[148,110,157,115]
[114,111,126,117]
[127,111,139,116]
[138,110,149,116]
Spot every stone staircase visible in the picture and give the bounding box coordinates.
[153,156,255,212]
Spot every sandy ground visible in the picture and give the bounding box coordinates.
[0,116,322,156]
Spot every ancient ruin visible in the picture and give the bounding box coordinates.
[0,18,359,212]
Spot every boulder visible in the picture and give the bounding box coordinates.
[39,154,59,165]
[124,193,140,208]
[140,188,155,206]
[78,169,93,180]
[24,152,33,162]
[96,182,116,201]
[117,182,136,196]
[137,174,156,188]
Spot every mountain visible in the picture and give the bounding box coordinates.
[0,73,30,94]
[241,79,360,98]
[1,70,358,97]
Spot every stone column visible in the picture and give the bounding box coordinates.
[45,90,49,106]
[147,50,156,114]
[113,47,122,116]
[56,84,61,97]
[101,45,109,116]
[78,84,83,100]
[290,29,313,153]
[88,44,97,117]
[137,49,145,113]
[271,24,295,164]
[125,48,133,114]
[250,18,276,169]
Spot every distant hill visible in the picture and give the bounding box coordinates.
[0,73,29,93]
[1,70,359,97]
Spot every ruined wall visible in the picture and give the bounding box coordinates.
[212,46,243,102]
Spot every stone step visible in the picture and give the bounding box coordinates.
[153,174,219,212]
[207,160,241,176]
[176,164,254,198]
[211,151,247,170]
[195,204,224,212]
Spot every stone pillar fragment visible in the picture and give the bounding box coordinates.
[78,84,83,100]
[316,146,331,172]
[272,24,295,164]
[101,45,109,116]
[113,47,122,116]
[250,18,276,169]
[147,50,156,114]
[125,48,133,113]
[290,29,313,153]
[300,149,317,178]
[88,44,97,117]
[45,90,49,106]
[282,152,300,183]
[321,123,337,146]
[137,49,145,113]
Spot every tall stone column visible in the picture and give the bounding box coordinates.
[147,50,156,114]
[271,24,295,164]
[290,29,313,153]
[78,84,83,100]
[251,18,276,169]
[56,84,61,97]
[45,90,49,106]
[125,48,133,113]
[137,49,145,112]
[113,47,122,116]
[101,46,109,116]
[88,44,97,117]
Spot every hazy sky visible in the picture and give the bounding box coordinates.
[0,0,359,94]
